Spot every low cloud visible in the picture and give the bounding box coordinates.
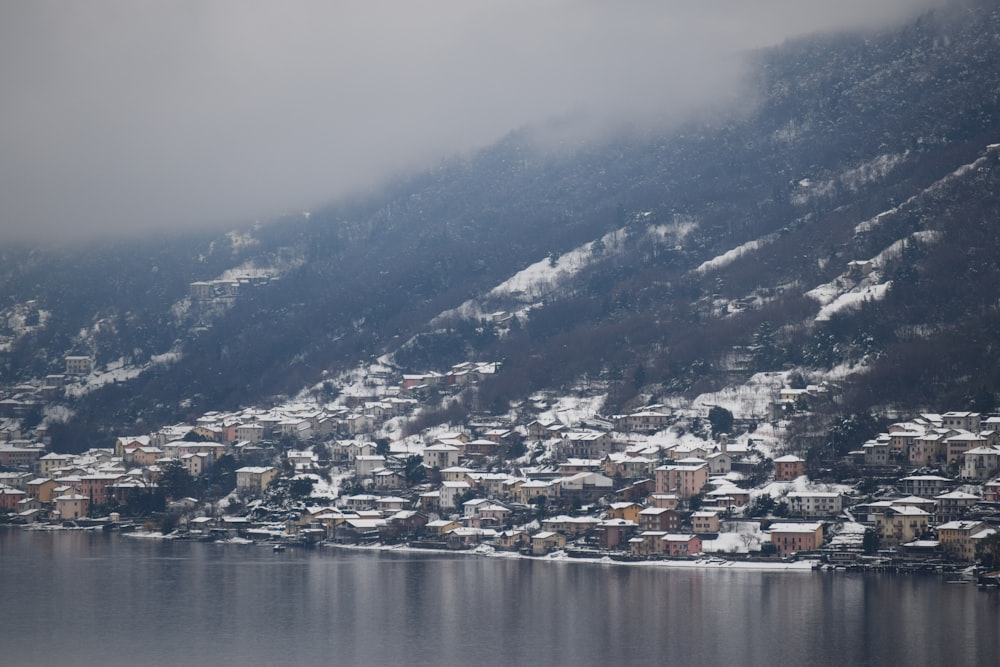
[0,0,948,244]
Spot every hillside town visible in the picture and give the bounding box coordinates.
[2,355,1000,575]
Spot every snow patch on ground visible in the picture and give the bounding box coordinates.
[739,424,785,459]
[644,428,713,452]
[703,522,767,554]
[64,357,146,397]
[853,204,904,235]
[492,239,606,299]
[226,229,259,251]
[791,178,837,205]
[433,227,630,325]
[432,220,697,327]
[379,416,408,443]
[695,236,774,275]
[807,228,941,322]
[814,281,892,321]
[681,372,789,421]
[537,394,607,427]
[63,348,183,398]
[840,152,909,191]
[649,216,699,243]
[151,350,183,365]
[813,360,869,382]
[869,230,942,269]
[42,404,75,426]
[856,144,1000,235]
[388,434,426,456]
[754,476,854,500]
[320,362,395,406]
[793,153,907,207]
[295,470,351,501]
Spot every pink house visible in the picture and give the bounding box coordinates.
[662,534,702,557]
[0,486,27,511]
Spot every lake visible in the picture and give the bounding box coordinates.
[1,527,998,666]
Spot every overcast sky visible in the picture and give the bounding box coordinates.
[0,0,949,245]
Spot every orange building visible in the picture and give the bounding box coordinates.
[768,522,823,556]
[773,455,806,481]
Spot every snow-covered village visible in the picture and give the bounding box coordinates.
[11,4,1000,665]
[3,131,999,574]
[3,352,1000,578]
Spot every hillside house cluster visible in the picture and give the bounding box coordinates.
[261,404,1000,562]
[5,346,1000,568]
[857,411,999,471]
[400,362,500,395]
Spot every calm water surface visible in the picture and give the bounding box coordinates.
[1,527,998,666]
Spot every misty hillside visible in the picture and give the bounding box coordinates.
[4,0,1000,452]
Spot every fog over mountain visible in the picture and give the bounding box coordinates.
[0,0,948,244]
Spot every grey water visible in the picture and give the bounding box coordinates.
[1,527,998,666]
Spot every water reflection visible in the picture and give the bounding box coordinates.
[1,528,998,667]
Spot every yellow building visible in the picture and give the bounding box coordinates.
[606,502,643,524]
[691,511,720,534]
[235,466,278,496]
[531,531,567,555]
[27,478,59,503]
[937,520,993,561]
[873,506,930,547]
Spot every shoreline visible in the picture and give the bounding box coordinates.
[98,525,821,572]
[321,541,821,571]
[6,524,979,577]
[4,524,816,571]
